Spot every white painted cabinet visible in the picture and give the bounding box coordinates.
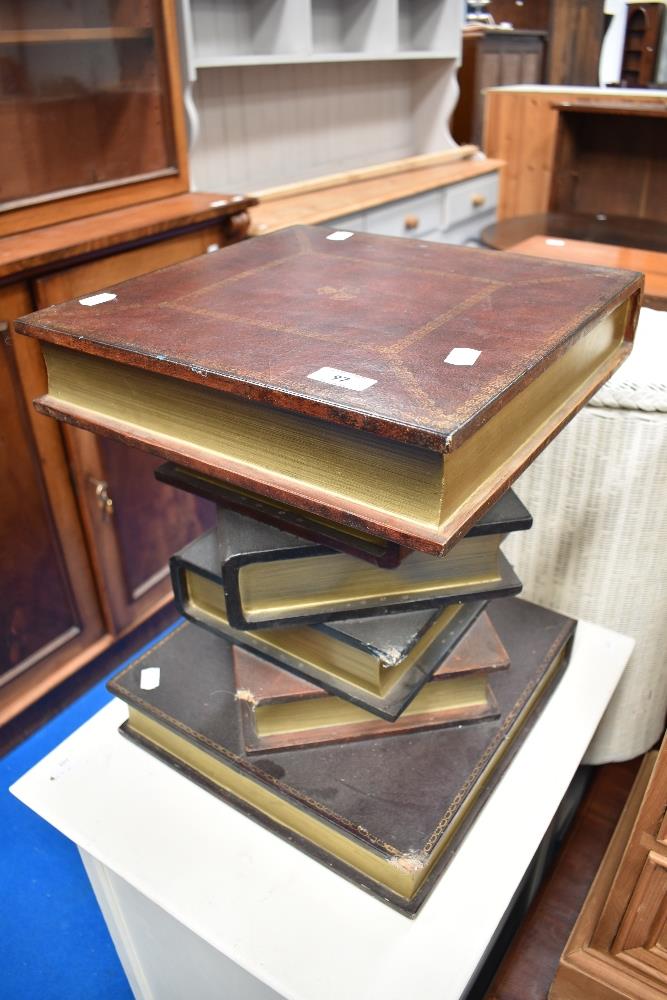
[327,170,499,245]
[177,0,464,192]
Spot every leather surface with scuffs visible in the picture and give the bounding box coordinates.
[15,225,641,451]
[109,597,575,912]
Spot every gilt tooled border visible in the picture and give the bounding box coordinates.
[109,623,400,856]
[109,618,573,858]
[153,246,628,440]
[422,620,573,853]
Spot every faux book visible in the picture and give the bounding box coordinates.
[16,226,641,554]
[108,598,576,914]
[172,530,486,720]
[234,609,510,753]
[215,489,530,628]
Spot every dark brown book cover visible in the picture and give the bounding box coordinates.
[107,597,576,915]
[172,529,488,721]
[216,489,529,629]
[16,226,641,554]
[234,610,510,753]
[155,462,407,567]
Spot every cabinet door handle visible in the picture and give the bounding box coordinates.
[404,214,420,230]
[89,478,114,519]
[471,194,486,208]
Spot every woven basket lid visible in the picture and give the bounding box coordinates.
[590,307,667,413]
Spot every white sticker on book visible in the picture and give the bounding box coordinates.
[79,292,117,307]
[326,231,354,241]
[140,667,161,691]
[307,367,376,391]
[444,348,481,366]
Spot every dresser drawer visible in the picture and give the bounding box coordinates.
[364,190,442,239]
[325,212,367,232]
[442,173,499,231]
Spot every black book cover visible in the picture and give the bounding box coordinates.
[170,494,525,636]
[214,488,529,629]
[171,530,486,720]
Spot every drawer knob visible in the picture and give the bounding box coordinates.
[404,214,420,230]
[471,194,486,208]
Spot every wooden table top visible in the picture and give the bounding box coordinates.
[483,213,667,311]
[0,192,257,284]
[508,235,667,310]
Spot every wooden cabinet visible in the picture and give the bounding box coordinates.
[551,735,667,999]
[1,283,106,719]
[0,1,257,726]
[485,0,605,86]
[483,86,667,220]
[549,101,667,223]
[621,3,665,87]
[30,227,235,633]
[545,0,605,86]
[0,0,189,235]
[452,27,546,147]
[0,196,255,727]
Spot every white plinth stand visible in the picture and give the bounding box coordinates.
[12,620,633,1000]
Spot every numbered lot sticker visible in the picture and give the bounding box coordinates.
[307,367,376,391]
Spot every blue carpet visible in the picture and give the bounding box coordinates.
[2,621,181,1000]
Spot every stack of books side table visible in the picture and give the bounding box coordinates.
[11,621,633,1000]
[10,226,642,993]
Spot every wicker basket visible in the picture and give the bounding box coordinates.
[503,308,667,764]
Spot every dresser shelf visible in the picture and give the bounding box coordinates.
[180,0,463,193]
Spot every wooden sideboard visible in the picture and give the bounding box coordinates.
[1,192,254,726]
[249,148,503,247]
[483,86,667,219]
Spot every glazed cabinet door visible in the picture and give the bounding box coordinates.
[0,0,189,235]
[32,231,222,632]
[1,283,105,724]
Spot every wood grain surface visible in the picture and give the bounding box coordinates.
[483,88,667,220]
[249,155,501,234]
[0,192,256,282]
[486,758,643,1000]
[505,235,667,310]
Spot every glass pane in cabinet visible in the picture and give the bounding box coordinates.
[0,0,177,211]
